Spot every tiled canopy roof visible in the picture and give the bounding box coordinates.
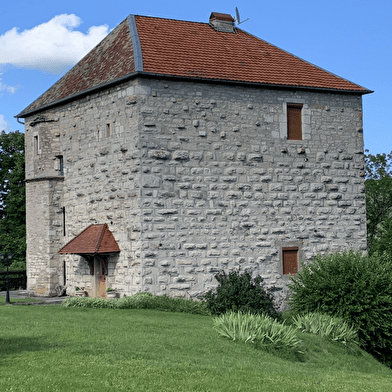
[59,224,120,255]
[18,13,371,117]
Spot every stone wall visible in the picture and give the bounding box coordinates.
[24,77,366,302]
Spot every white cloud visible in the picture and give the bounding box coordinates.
[0,115,11,132]
[0,14,109,74]
[0,74,18,94]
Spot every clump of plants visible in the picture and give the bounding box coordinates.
[291,312,359,346]
[213,311,302,352]
[200,270,278,318]
[288,250,392,367]
[62,293,210,315]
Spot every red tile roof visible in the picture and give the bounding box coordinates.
[20,19,136,115]
[59,224,120,255]
[18,14,371,117]
[136,16,368,92]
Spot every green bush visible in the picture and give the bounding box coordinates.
[213,311,302,352]
[200,270,278,317]
[291,312,359,346]
[288,250,392,367]
[62,293,210,315]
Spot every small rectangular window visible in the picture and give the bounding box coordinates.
[56,155,64,176]
[287,104,302,140]
[282,247,298,275]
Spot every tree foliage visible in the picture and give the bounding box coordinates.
[364,151,392,253]
[288,250,392,367]
[0,131,26,270]
[200,270,278,318]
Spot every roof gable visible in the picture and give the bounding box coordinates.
[18,13,371,117]
[59,224,120,255]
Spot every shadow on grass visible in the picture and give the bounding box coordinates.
[0,336,53,360]
[0,297,42,306]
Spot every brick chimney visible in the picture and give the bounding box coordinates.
[209,12,235,33]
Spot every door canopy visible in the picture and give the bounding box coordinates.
[58,224,120,256]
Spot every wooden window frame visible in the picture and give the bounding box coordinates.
[56,155,64,176]
[287,103,303,140]
[282,247,299,275]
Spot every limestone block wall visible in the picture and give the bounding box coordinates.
[24,76,366,302]
[25,115,65,296]
[25,179,64,295]
[25,79,144,296]
[134,79,366,303]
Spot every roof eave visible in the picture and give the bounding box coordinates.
[16,71,372,119]
[59,251,120,256]
[138,72,373,95]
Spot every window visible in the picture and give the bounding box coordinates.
[282,247,298,275]
[106,123,111,138]
[56,155,64,176]
[34,135,39,155]
[287,103,302,140]
[62,206,66,236]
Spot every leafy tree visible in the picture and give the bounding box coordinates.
[364,151,392,253]
[0,131,26,270]
[288,250,392,367]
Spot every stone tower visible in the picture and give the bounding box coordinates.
[17,12,372,301]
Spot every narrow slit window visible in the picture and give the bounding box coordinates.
[106,123,111,138]
[287,104,303,140]
[282,247,298,275]
[56,155,64,176]
[62,206,66,236]
[34,135,39,155]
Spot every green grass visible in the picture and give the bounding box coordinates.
[0,306,391,391]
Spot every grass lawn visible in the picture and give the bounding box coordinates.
[0,306,391,391]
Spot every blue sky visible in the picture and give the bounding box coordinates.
[1,0,391,154]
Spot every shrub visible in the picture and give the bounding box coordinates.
[291,312,359,346]
[62,297,117,309]
[213,311,302,352]
[288,250,392,367]
[200,270,278,317]
[62,293,210,315]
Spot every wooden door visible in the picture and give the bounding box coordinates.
[99,260,106,298]
[93,256,108,298]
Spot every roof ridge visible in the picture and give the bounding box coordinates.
[132,14,211,25]
[128,15,143,72]
[95,223,108,253]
